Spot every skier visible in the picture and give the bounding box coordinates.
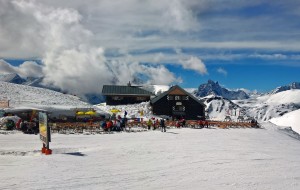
[154,119,159,130]
[101,120,107,130]
[147,119,153,130]
[160,119,166,132]
[181,118,186,128]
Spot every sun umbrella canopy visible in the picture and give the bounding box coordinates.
[85,111,96,115]
[76,111,85,115]
[110,109,121,113]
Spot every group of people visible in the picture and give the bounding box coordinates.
[198,120,209,128]
[147,118,167,132]
[19,120,39,134]
[100,115,127,132]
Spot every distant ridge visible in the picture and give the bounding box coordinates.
[0,73,26,84]
[195,80,249,100]
[271,82,300,94]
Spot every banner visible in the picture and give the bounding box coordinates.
[39,112,49,145]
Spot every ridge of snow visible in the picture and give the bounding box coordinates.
[234,89,300,122]
[0,81,100,112]
[270,109,300,134]
[265,89,300,104]
[140,85,169,95]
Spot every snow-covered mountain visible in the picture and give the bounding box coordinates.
[233,89,300,122]
[0,81,98,112]
[270,82,300,94]
[0,73,104,104]
[199,95,250,121]
[270,109,300,135]
[195,80,249,100]
[0,81,111,118]
[0,73,26,84]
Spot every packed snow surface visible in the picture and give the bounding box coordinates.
[270,109,300,134]
[1,123,300,190]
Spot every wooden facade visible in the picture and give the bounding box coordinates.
[102,85,153,105]
[150,85,205,120]
[105,95,151,105]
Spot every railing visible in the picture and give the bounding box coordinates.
[49,119,260,134]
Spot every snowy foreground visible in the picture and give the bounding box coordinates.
[1,123,300,190]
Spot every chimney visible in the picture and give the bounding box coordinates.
[127,81,131,86]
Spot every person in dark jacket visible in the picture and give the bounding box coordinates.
[160,119,166,132]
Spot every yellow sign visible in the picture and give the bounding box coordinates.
[140,110,144,116]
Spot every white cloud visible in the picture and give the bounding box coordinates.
[0,59,43,78]
[181,56,208,75]
[217,67,227,76]
[1,0,300,96]
[17,61,43,78]
[248,53,288,60]
[237,88,258,94]
[0,1,185,96]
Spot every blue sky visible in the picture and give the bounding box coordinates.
[0,0,300,95]
[167,63,300,92]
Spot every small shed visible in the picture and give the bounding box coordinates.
[102,84,154,105]
[150,85,205,120]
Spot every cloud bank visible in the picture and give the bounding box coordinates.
[0,0,189,96]
[1,0,300,96]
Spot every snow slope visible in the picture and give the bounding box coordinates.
[0,81,90,108]
[0,81,111,117]
[96,102,153,120]
[271,82,300,94]
[200,95,242,121]
[140,85,170,95]
[270,109,300,134]
[233,90,300,121]
[1,123,300,190]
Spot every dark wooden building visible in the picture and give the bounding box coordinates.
[150,85,205,120]
[102,85,153,105]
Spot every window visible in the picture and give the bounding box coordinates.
[136,96,147,101]
[173,105,185,111]
[112,96,123,101]
[183,96,189,100]
[167,95,174,100]
[175,96,181,100]
[176,102,182,105]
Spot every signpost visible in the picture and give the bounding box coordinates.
[39,112,52,155]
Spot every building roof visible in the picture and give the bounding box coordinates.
[102,85,154,96]
[150,85,205,106]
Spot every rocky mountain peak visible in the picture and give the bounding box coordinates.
[196,80,249,100]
